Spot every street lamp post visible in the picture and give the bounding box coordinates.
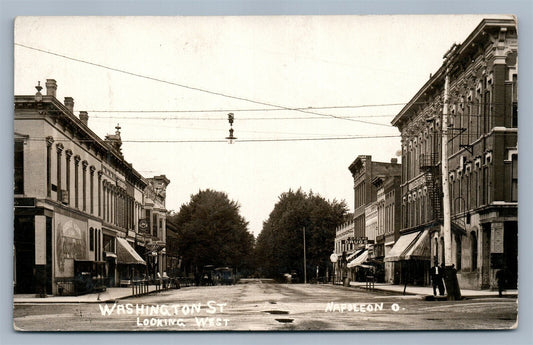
[330,253,338,285]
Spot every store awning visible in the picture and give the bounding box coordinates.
[104,252,117,259]
[403,230,430,260]
[384,231,420,262]
[116,238,146,265]
[345,249,363,262]
[347,250,369,268]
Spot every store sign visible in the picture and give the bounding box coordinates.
[346,236,368,244]
[138,219,149,232]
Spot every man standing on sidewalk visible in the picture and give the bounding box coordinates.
[431,260,445,296]
[496,268,506,297]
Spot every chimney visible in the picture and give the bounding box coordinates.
[45,79,57,98]
[64,97,74,113]
[79,111,89,126]
[391,158,398,164]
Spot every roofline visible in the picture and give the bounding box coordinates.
[391,17,517,127]
[15,95,148,186]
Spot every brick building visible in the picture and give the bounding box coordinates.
[389,18,518,289]
[332,156,401,282]
[14,79,170,295]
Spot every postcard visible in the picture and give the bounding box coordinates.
[13,15,518,331]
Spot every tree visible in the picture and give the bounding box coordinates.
[168,189,254,276]
[255,189,348,280]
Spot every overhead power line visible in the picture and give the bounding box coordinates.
[27,134,401,144]
[85,101,513,114]
[15,43,392,127]
[89,114,396,120]
[86,105,406,113]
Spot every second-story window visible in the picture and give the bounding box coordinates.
[65,150,72,204]
[56,143,64,201]
[46,137,53,197]
[14,140,24,194]
[511,154,518,202]
[512,74,518,128]
[74,156,80,208]
[90,166,95,214]
[153,213,157,236]
[82,161,88,211]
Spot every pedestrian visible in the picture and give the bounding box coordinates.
[496,268,506,297]
[438,263,446,296]
[431,260,443,296]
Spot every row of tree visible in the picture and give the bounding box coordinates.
[168,188,348,280]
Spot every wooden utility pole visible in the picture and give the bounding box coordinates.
[442,67,452,267]
[303,227,307,284]
[441,44,462,300]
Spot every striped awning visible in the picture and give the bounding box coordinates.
[347,250,369,268]
[384,230,430,262]
[345,249,363,262]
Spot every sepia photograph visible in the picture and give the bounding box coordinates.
[12,14,518,332]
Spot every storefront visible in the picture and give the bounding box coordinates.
[116,237,146,283]
[384,230,431,286]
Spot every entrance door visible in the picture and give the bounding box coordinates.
[46,217,52,294]
[504,222,518,289]
[481,224,491,288]
[106,258,116,287]
[14,216,35,294]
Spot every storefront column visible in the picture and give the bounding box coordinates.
[490,222,504,288]
[34,215,47,296]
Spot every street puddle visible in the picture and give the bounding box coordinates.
[265,310,289,314]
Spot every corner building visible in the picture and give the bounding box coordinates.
[14,79,170,295]
[390,18,517,289]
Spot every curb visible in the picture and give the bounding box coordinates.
[13,287,174,304]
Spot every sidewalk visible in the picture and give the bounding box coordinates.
[13,286,165,304]
[347,281,518,299]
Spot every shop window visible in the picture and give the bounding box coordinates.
[103,234,115,253]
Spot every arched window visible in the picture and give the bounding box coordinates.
[89,227,94,251]
[471,231,478,271]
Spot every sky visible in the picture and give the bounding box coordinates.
[14,15,514,237]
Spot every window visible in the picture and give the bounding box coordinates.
[74,156,80,208]
[65,150,72,204]
[103,234,115,252]
[14,140,24,194]
[89,227,94,251]
[511,154,518,201]
[46,137,53,197]
[455,234,462,270]
[471,231,478,271]
[90,167,95,214]
[56,144,63,201]
[153,213,158,236]
[82,161,88,211]
[512,74,517,128]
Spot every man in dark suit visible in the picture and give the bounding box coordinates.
[431,261,440,296]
